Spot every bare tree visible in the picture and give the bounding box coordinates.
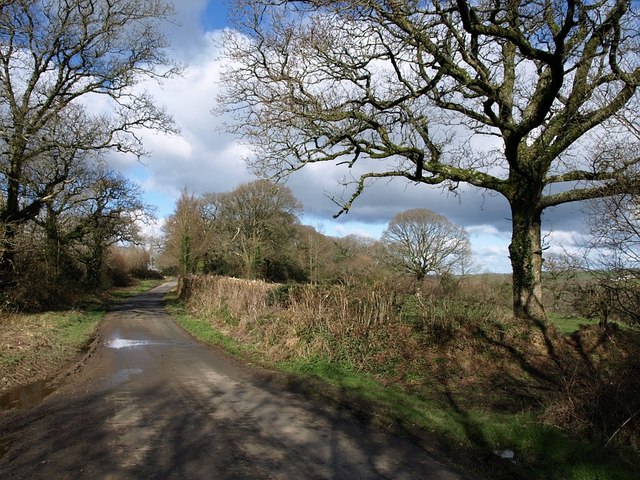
[331,233,385,285]
[382,208,471,280]
[161,182,303,280]
[0,161,150,307]
[584,159,640,326]
[216,179,302,279]
[220,0,640,323]
[162,189,210,275]
[40,165,149,285]
[0,0,178,286]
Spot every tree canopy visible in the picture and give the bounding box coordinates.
[382,208,471,280]
[0,0,178,290]
[220,0,640,322]
[162,180,304,281]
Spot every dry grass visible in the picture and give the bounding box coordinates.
[179,274,640,423]
[0,313,56,387]
[181,276,415,362]
[0,310,101,394]
[178,275,551,404]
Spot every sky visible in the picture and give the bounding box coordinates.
[111,0,589,273]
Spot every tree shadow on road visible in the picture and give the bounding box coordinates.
[0,360,469,479]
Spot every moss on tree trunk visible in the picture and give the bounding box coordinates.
[509,205,546,324]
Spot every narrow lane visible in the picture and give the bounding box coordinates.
[0,282,470,479]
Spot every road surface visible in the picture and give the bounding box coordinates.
[0,281,470,479]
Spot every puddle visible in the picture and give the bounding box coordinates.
[114,368,143,383]
[106,338,155,349]
[0,380,56,411]
[106,338,191,349]
[494,449,517,463]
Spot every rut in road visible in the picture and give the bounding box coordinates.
[0,281,472,479]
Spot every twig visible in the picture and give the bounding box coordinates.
[604,410,640,447]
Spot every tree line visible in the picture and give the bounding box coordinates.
[159,179,473,284]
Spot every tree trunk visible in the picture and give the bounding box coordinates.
[86,241,106,288]
[0,222,17,289]
[181,234,191,275]
[509,204,546,324]
[0,157,22,289]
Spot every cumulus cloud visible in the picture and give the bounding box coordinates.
[108,1,596,273]
[107,29,254,214]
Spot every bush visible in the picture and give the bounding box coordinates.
[266,283,305,308]
[544,325,640,450]
[179,273,513,376]
[129,267,164,280]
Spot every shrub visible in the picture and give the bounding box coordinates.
[178,273,640,454]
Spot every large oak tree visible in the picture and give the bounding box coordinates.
[220,0,640,322]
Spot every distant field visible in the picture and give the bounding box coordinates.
[548,313,600,335]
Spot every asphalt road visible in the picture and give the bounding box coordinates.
[0,281,470,479]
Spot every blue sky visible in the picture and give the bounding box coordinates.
[201,1,228,30]
[113,0,588,273]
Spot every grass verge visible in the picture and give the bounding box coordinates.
[0,309,103,395]
[165,292,243,356]
[165,296,639,480]
[276,356,637,480]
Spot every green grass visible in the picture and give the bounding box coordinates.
[0,351,24,368]
[52,310,104,350]
[110,278,165,299]
[549,313,600,335]
[163,301,639,480]
[165,295,243,356]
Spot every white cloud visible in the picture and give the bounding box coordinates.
[467,224,503,236]
[324,221,385,240]
[105,2,594,273]
[138,216,166,241]
[108,30,254,215]
[143,132,194,160]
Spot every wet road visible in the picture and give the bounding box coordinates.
[0,282,470,479]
